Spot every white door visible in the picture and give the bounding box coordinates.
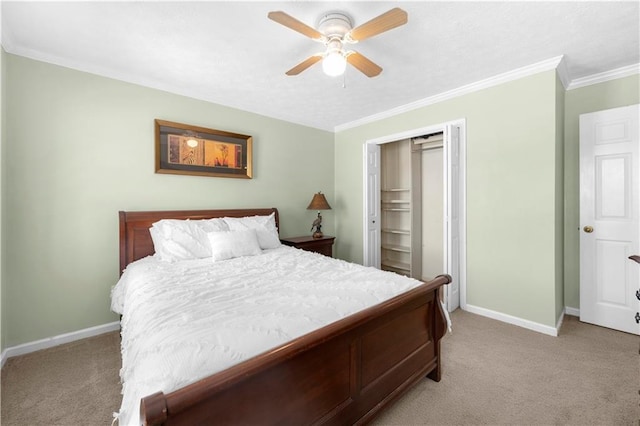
[444,124,460,311]
[580,104,640,335]
[363,142,381,268]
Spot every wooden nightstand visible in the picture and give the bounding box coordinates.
[280,235,335,258]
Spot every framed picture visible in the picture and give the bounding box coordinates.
[155,119,252,179]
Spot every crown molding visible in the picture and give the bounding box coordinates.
[335,56,565,132]
[335,57,640,132]
[2,42,333,132]
[4,36,637,133]
[567,63,640,90]
[556,55,570,89]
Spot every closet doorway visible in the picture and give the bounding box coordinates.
[363,120,466,312]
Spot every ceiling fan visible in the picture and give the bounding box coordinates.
[268,8,408,78]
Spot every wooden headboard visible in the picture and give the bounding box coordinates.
[119,208,279,274]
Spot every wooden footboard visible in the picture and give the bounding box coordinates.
[140,274,451,425]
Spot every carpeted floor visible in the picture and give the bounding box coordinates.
[1,331,121,425]
[1,310,638,425]
[372,311,640,425]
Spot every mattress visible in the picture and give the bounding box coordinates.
[111,246,427,425]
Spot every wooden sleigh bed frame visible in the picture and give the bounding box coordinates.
[119,208,451,426]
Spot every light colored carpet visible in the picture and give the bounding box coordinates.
[373,311,639,425]
[1,331,122,426]
[1,310,638,425]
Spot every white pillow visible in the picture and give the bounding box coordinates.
[207,229,262,261]
[223,213,281,249]
[151,218,229,262]
[149,226,175,262]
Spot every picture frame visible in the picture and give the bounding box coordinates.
[155,119,253,179]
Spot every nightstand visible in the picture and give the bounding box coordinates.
[280,235,335,258]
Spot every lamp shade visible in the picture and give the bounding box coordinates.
[307,192,332,210]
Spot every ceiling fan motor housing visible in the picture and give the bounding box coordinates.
[318,12,353,39]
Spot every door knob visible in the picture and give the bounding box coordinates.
[636,312,640,324]
[636,290,640,301]
[583,226,594,233]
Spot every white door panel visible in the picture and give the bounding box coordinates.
[580,104,639,335]
[364,143,381,267]
[445,124,460,312]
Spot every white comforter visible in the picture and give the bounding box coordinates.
[111,246,424,426]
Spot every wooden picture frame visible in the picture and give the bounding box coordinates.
[155,119,252,179]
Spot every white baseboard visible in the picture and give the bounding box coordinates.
[0,349,7,369]
[564,306,580,317]
[0,306,584,369]
[465,304,559,336]
[0,321,120,369]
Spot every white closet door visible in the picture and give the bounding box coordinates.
[445,124,460,311]
[364,142,381,268]
[420,145,443,281]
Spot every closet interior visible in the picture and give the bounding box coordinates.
[380,132,444,281]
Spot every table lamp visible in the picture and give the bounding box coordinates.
[307,192,332,238]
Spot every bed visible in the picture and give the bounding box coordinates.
[114,208,451,425]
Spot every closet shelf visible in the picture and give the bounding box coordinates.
[381,259,410,273]
[382,208,410,212]
[381,228,410,235]
[382,244,411,253]
[380,139,414,278]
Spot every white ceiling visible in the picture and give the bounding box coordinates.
[2,1,639,131]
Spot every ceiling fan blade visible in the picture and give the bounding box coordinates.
[348,8,408,42]
[268,11,324,41]
[347,52,382,77]
[286,55,323,76]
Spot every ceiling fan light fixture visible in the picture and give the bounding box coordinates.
[322,50,347,77]
[269,8,407,78]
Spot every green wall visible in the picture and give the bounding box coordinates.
[335,70,563,328]
[4,54,334,348]
[2,49,637,348]
[563,74,640,310]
